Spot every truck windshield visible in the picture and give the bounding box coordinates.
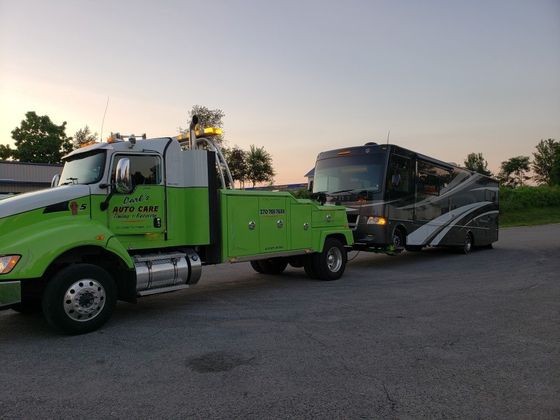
[313,153,387,196]
[59,151,106,185]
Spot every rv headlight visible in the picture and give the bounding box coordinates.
[0,255,21,274]
[367,216,387,225]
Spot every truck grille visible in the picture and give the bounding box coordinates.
[347,214,359,230]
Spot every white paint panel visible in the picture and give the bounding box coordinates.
[0,185,90,218]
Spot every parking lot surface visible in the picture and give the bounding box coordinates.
[1,224,559,418]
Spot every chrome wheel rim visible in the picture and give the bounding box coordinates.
[393,232,403,249]
[465,235,472,253]
[63,279,106,322]
[326,247,343,272]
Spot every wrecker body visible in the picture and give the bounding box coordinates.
[0,120,352,333]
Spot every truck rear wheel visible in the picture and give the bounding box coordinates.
[308,238,347,281]
[250,258,288,275]
[42,264,116,335]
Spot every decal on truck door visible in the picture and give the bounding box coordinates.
[108,154,166,235]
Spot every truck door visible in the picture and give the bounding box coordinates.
[107,154,166,236]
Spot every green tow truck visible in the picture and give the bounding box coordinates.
[0,117,352,334]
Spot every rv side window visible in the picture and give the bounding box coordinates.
[386,155,413,199]
[417,161,451,197]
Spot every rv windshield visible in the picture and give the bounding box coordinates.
[59,151,106,185]
[313,153,386,196]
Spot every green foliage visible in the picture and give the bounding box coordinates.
[73,125,98,149]
[500,185,560,212]
[291,188,312,199]
[0,144,13,160]
[223,146,248,188]
[532,138,559,186]
[187,105,225,145]
[246,145,275,187]
[464,152,492,176]
[8,111,73,164]
[498,156,531,187]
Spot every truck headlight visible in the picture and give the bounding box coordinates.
[0,255,20,274]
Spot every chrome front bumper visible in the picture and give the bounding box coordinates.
[0,281,21,308]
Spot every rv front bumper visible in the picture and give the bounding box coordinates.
[0,281,21,308]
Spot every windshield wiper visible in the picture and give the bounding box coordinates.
[329,189,355,195]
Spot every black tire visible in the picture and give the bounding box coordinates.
[310,238,347,281]
[42,264,116,335]
[392,228,406,252]
[462,232,474,254]
[252,258,288,275]
[250,261,264,273]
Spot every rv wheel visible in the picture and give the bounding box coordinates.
[462,232,473,254]
[392,228,406,252]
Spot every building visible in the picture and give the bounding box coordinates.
[0,160,62,194]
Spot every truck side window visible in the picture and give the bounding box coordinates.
[111,155,162,186]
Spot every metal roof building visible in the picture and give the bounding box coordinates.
[0,160,62,194]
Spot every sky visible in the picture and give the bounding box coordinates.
[1,0,559,184]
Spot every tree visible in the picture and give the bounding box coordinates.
[187,105,226,145]
[223,146,248,188]
[246,145,275,187]
[8,111,73,164]
[73,125,98,149]
[498,156,531,187]
[551,147,560,185]
[532,138,559,186]
[464,152,492,176]
[0,144,13,160]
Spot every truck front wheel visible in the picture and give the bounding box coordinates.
[308,238,347,281]
[42,264,117,335]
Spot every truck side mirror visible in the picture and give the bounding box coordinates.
[51,174,60,188]
[115,158,133,194]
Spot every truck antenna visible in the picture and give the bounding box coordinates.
[100,96,110,142]
[386,129,391,145]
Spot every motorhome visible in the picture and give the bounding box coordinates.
[312,143,499,254]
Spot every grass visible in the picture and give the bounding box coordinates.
[501,206,560,228]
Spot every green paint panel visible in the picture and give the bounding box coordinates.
[226,195,260,257]
[258,196,287,252]
[108,185,165,235]
[290,203,312,250]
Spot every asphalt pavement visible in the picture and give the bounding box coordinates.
[1,224,559,419]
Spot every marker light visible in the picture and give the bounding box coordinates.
[366,216,387,225]
[0,255,21,274]
[80,140,97,148]
[178,127,223,141]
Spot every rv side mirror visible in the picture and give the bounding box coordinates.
[51,174,60,188]
[115,158,133,194]
[391,174,401,187]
